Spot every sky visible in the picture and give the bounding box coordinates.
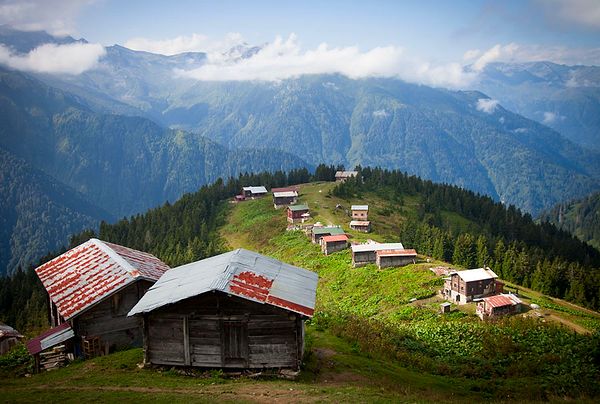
[0,0,599,86]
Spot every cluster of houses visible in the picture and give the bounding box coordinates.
[19,239,317,373]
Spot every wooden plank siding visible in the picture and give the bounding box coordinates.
[74,280,153,353]
[143,292,304,370]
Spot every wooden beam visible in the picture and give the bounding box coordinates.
[183,315,191,366]
[142,314,149,365]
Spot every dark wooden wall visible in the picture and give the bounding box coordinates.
[74,280,153,352]
[377,255,415,268]
[144,292,305,370]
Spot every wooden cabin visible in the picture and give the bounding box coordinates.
[351,205,369,220]
[242,186,268,198]
[335,171,358,182]
[30,239,170,361]
[311,226,345,243]
[128,249,318,371]
[376,249,417,268]
[320,234,349,255]
[287,204,310,223]
[443,268,501,304]
[350,241,406,267]
[273,190,298,208]
[0,323,23,355]
[476,294,522,320]
[349,220,371,233]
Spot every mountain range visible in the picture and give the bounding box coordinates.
[1,26,600,274]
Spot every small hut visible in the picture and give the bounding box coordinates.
[476,294,522,320]
[335,171,358,182]
[376,249,417,268]
[31,238,170,359]
[349,220,371,233]
[320,234,349,255]
[0,323,23,355]
[311,226,345,243]
[242,186,268,198]
[273,190,298,208]
[128,249,318,371]
[350,241,405,267]
[287,204,310,223]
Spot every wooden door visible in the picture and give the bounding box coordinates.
[222,320,248,367]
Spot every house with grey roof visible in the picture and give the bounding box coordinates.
[128,249,318,371]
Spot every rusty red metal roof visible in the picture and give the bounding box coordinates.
[321,234,349,243]
[377,249,417,257]
[272,186,300,193]
[484,294,521,308]
[35,239,170,320]
[129,249,318,318]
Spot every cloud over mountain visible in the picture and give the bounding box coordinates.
[0,42,105,74]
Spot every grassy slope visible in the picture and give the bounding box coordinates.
[2,181,599,402]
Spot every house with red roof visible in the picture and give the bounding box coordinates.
[30,238,170,360]
[320,234,349,255]
[476,294,522,320]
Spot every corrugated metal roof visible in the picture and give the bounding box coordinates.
[484,294,521,308]
[351,205,369,211]
[321,234,349,243]
[242,186,268,194]
[312,226,345,236]
[273,191,298,198]
[351,241,405,253]
[350,220,370,226]
[128,249,318,318]
[272,186,300,193]
[377,249,417,257]
[288,204,309,211]
[26,322,74,355]
[0,323,22,339]
[452,268,498,282]
[35,239,170,320]
[335,171,358,177]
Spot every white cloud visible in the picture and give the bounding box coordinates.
[536,0,600,30]
[0,0,94,36]
[476,98,499,113]
[176,34,476,88]
[0,42,105,74]
[124,32,244,56]
[472,43,519,72]
[463,49,481,61]
[514,128,528,133]
[373,109,389,118]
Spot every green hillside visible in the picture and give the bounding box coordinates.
[540,191,600,251]
[2,174,600,402]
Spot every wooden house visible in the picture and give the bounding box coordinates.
[320,234,349,255]
[476,294,522,320]
[287,204,310,223]
[128,249,318,371]
[30,239,170,360]
[311,226,345,243]
[376,249,417,268]
[0,323,23,355]
[273,190,298,208]
[349,220,371,233]
[350,241,406,267]
[335,171,358,182]
[443,268,500,304]
[242,186,268,198]
[351,205,369,220]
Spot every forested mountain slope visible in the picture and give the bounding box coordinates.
[540,191,600,251]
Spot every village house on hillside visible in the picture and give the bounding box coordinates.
[311,226,345,243]
[0,323,23,355]
[287,204,310,223]
[273,187,299,208]
[443,267,501,304]
[128,249,318,371]
[349,220,371,233]
[376,249,418,268]
[351,241,409,267]
[351,205,369,220]
[320,234,349,255]
[476,293,522,320]
[335,171,358,182]
[242,186,268,199]
[28,239,170,364]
